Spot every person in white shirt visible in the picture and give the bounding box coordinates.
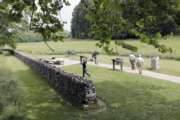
[151,56,160,71]
[129,54,136,70]
[136,54,144,74]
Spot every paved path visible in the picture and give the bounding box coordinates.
[61,59,80,67]
[60,59,180,84]
[88,62,180,84]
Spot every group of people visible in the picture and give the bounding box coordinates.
[81,54,160,77]
[81,54,145,78]
[129,54,144,74]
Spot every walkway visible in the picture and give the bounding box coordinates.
[61,59,180,84]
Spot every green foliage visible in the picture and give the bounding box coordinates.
[0,30,17,49]
[84,0,180,53]
[116,41,138,52]
[72,0,136,40]
[15,31,43,43]
[0,0,70,48]
[84,0,127,53]
[71,2,91,39]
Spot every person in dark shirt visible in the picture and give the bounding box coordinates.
[82,58,91,77]
[92,51,99,64]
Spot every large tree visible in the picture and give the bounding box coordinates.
[71,0,136,40]
[0,0,69,49]
[82,0,180,53]
[71,2,91,39]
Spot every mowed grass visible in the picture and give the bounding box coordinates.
[1,55,180,120]
[17,39,102,55]
[17,36,180,59]
[62,64,180,120]
[16,36,180,76]
[0,55,84,120]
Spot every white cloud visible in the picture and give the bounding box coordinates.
[61,0,80,31]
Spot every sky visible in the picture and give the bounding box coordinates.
[61,0,81,31]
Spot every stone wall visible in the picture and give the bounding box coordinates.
[7,49,97,107]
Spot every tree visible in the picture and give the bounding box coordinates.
[0,0,70,49]
[71,0,136,40]
[83,0,180,53]
[71,2,91,39]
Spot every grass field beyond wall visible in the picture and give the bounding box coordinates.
[16,36,180,76]
[17,36,180,59]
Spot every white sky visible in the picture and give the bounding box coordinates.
[61,0,80,31]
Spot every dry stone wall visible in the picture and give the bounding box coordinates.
[6,49,97,107]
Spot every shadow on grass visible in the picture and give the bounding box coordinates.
[15,67,180,120]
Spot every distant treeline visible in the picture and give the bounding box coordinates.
[71,1,180,40]
[14,31,70,43]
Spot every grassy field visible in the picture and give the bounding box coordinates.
[1,55,180,120]
[0,55,26,119]
[0,55,84,120]
[17,36,180,59]
[63,65,180,120]
[16,36,180,76]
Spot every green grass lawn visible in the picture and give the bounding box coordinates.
[0,55,84,120]
[62,64,180,120]
[1,55,180,120]
[17,36,180,59]
[16,36,180,76]
[0,55,26,119]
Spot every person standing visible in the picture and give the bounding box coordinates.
[82,58,91,78]
[151,56,160,71]
[129,54,136,70]
[136,54,144,74]
[92,51,99,64]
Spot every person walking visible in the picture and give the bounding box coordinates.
[82,58,91,78]
[129,54,136,70]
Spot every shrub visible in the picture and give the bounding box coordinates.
[116,41,138,52]
[65,50,77,56]
[92,50,100,56]
[1,107,27,120]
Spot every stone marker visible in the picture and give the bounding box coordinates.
[136,55,144,74]
[151,56,160,71]
[39,58,64,65]
[129,54,136,70]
